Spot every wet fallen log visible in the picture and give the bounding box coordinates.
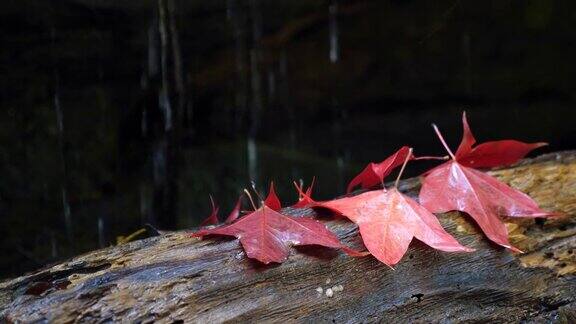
[1,151,575,323]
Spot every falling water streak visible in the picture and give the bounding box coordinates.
[51,26,73,246]
[60,186,72,241]
[329,2,339,63]
[247,0,263,184]
[228,0,248,132]
[140,20,158,139]
[137,1,179,230]
[158,0,173,131]
[147,24,159,77]
[249,1,263,132]
[247,136,258,185]
[140,19,154,220]
[328,0,345,189]
[158,68,173,133]
[97,217,105,248]
[167,0,187,128]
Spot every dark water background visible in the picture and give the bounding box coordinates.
[1,0,575,279]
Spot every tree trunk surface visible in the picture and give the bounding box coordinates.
[1,152,575,323]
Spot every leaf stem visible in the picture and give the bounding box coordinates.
[209,194,216,210]
[432,124,456,160]
[293,181,307,200]
[394,148,413,188]
[309,176,316,192]
[243,189,258,211]
[413,155,449,161]
[250,181,265,204]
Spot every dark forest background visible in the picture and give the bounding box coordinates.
[1,0,575,278]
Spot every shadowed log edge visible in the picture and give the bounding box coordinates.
[1,151,575,323]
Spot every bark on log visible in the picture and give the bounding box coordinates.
[1,152,575,323]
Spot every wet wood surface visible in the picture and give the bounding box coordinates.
[1,152,575,323]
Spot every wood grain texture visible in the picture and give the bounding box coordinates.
[1,152,575,323]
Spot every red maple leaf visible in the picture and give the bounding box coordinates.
[419,112,554,252]
[299,148,472,267]
[347,146,413,193]
[454,112,547,168]
[192,187,362,264]
[224,196,243,224]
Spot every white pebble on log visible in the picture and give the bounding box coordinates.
[333,285,343,292]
